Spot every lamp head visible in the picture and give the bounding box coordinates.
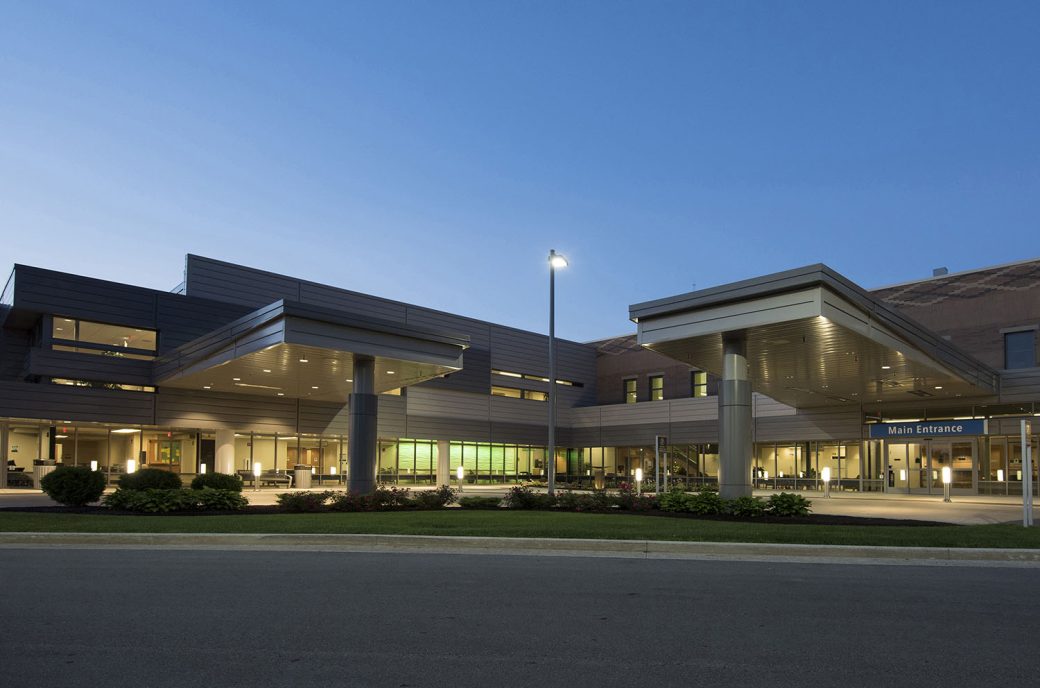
[549,250,568,269]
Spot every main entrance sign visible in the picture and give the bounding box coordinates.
[868,419,987,439]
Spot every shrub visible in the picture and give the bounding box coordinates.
[118,468,182,491]
[411,485,458,509]
[458,496,502,509]
[723,496,767,517]
[40,466,106,506]
[103,488,196,513]
[277,491,333,513]
[328,492,375,512]
[556,491,615,512]
[684,489,724,515]
[658,488,690,513]
[767,492,812,517]
[194,487,249,511]
[614,482,656,511]
[504,485,556,509]
[103,488,247,513]
[191,472,243,492]
[371,486,412,509]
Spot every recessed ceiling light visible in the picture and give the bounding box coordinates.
[203,385,211,389]
[387,370,396,375]
[277,392,284,396]
[934,385,943,390]
[345,378,353,382]
[263,369,272,373]
[311,386,319,389]
[299,359,309,363]
[881,365,891,370]
[232,377,241,381]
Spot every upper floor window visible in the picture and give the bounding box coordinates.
[650,375,664,401]
[1005,330,1036,369]
[51,317,156,359]
[692,370,707,397]
[624,378,637,404]
[492,385,548,402]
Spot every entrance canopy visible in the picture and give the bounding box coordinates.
[630,265,998,408]
[154,300,468,401]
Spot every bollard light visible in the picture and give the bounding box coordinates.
[126,459,137,474]
[899,469,907,482]
[330,466,337,475]
[253,461,262,492]
[635,467,643,482]
[456,465,465,493]
[311,466,316,475]
[997,469,1005,482]
[763,471,769,481]
[200,463,207,474]
[821,466,831,498]
[942,466,952,503]
[90,460,98,472]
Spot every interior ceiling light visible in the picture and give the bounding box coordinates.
[299,359,309,363]
[311,386,319,389]
[345,378,353,382]
[881,365,891,370]
[387,370,396,375]
[232,377,241,381]
[263,369,272,373]
[935,385,943,390]
[276,392,284,396]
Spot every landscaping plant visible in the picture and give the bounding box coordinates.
[40,465,106,506]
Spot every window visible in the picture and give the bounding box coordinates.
[1005,331,1036,369]
[51,377,156,393]
[692,371,707,397]
[491,386,547,402]
[650,375,664,401]
[624,378,637,404]
[491,369,584,387]
[51,317,157,359]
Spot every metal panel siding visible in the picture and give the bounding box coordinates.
[377,395,407,437]
[27,349,153,386]
[405,417,492,442]
[754,409,862,441]
[0,327,30,380]
[155,388,297,432]
[14,266,157,327]
[185,256,300,307]
[490,396,550,425]
[406,388,490,420]
[406,308,490,348]
[491,421,549,445]
[414,347,490,395]
[0,381,155,424]
[1000,370,1040,403]
[298,400,351,435]
[156,293,253,351]
[299,282,407,322]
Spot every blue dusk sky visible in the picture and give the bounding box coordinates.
[1,1,1038,341]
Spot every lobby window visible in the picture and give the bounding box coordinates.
[51,377,156,393]
[51,317,157,359]
[691,371,707,397]
[624,378,637,404]
[650,375,664,401]
[1004,330,1036,369]
[491,386,522,399]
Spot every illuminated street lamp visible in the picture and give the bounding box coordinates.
[547,249,568,497]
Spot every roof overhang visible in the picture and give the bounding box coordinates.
[154,300,469,401]
[630,265,999,408]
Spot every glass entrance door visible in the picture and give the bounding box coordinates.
[886,442,927,493]
[928,441,976,493]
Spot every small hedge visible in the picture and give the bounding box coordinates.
[40,466,106,506]
[118,468,182,491]
[280,486,460,513]
[660,488,811,517]
[190,472,243,492]
[104,488,248,513]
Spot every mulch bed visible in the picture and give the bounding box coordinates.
[0,504,951,526]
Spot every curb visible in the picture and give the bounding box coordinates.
[1,532,1039,564]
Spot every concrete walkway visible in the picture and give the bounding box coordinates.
[1,485,1033,525]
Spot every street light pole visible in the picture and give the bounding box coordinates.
[547,249,568,497]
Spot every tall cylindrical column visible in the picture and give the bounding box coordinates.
[718,332,752,499]
[348,355,379,495]
[215,429,236,475]
[548,258,557,496]
[436,439,451,487]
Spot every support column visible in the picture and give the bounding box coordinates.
[719,331,752,499]
[215,429,235,475]
[348,355,378,494]
[436,439,451,487]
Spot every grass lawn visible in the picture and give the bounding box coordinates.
[1,510,1039,548]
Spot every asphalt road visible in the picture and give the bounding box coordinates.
[1,549,1035,687]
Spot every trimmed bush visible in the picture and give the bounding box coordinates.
[504,485,556,509]
[118,468,182,491]
[458,496,502,509]
[684,489,724,515]
[767,492,812,517]
[276,491,333,513]
[103,488,247,513]
[191,472,243,492]
[40,466,106,506]
[557,491,615,512]
[328,492,376,512]
[411,485,458,509]
[658,488,690,512]
[371,486,412,509]
[723,496,767,517]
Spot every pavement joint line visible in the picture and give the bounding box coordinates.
[1,531,1039,564]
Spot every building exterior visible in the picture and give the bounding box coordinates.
[1,254,1037,496]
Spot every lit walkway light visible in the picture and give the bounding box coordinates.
[942,466,952,503]
[547,249,568,498]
